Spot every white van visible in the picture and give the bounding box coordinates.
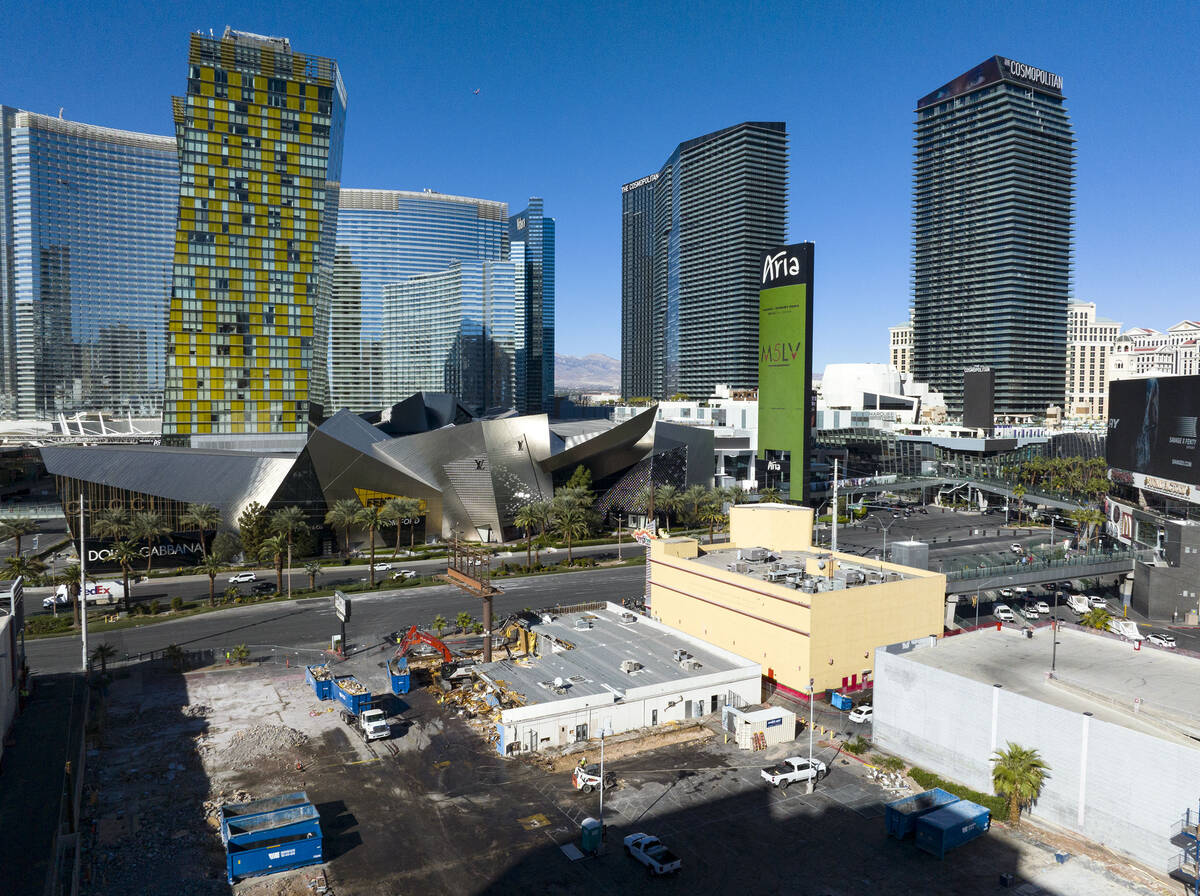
[993,604,1016,623]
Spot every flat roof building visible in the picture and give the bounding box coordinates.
[648,503,945,699]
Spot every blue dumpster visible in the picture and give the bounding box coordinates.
[305,664,332,700]
[915,799,990,859]
[388,657,410,695]
[334,674,372,714]
[219,791,322,883]
[885,788,960,839]
[831,692,853,711]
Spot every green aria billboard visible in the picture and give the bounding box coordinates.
[758,242,814,500]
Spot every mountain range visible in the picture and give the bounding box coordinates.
[554,353,619,391]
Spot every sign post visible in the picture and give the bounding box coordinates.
[334,590,351,656]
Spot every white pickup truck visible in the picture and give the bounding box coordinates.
[342,707,390,741]
[761,756,827,789]
[623,833,681,875]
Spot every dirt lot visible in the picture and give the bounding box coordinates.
[78,657,1174,896]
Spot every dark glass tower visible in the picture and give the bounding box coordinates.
[620,122,788,399]
[912,56,1074,417]
[509,198,554,414]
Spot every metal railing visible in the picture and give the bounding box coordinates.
[945,548,1143,583]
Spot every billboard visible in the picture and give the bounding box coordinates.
[962,367,995,431]
[1107,375,1200,489]
[83,530,209,573]
[758,243,814,500]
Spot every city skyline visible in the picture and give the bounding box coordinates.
[2,2,1195,375]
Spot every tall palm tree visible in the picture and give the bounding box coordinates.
[324,498,360,560]
[554,503,589,565]
[131,511,167,575]
[1011,484,1027,525]
[531,499,553,563]
[698,502,726,544]
[90,643,118,675]
[270,506,308,597]
[655,484,681,531]
[199,555,222,607]
[634,484,656,529]
[257,535,287,591]
[0,518,38,556]
[55,563,81,625]
[354,504,388,586]
[108,539,139,613]
[180,503,220,559]
[682,484,709,526]
[305,560,322,590]
[91,507,131,543]
[991,742,1049,827]
[381,497,407,557]
[514,503,539,569]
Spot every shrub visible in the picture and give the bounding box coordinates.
[170,596,184,612]
[26,615,74,636]
[149,600,161,616]
[844,736,871,755]
[871,754,906,772]
[908,767,1007,818]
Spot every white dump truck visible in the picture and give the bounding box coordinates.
[342,707,390,741]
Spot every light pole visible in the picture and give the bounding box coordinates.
[872,514,896,562]
[808,678,815,792]
[1051,589,1060,672]
[599,727,612,827]
[975,585,981,629]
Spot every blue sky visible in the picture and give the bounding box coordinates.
[3,0,1197,370]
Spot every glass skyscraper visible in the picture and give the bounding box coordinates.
[0,108,178,419]
[509,198,555,414]
[162,28,347,443]
[331,189,508,412]
[620,122,788,399]
[912,56,1074,417]
[383,260,519,414]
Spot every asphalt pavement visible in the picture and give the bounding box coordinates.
[24,563,648,674]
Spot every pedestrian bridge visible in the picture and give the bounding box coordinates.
[943,549,1147,595]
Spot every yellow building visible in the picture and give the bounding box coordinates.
[648,503,945,699]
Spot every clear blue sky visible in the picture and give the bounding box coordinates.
[3,0,1197,370]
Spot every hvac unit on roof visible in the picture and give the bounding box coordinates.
[619,659,643,674]
[738,547,769,562]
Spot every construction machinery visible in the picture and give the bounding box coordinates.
[395,624,455,665]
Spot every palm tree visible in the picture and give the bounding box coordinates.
[354,504,388,586]
[1011,484,1027,525]
[554,502,589,565]
[698,502,726,544]
[270,506,308,597]
[634,484,656,529]
[455,611,474,632]
[514,503,539,569]
[531,499,553,563]
[1079,607,1112,631]
[305,561,322,590]
[324,498,360,560]
[682,484,709,526]
[55,563,81,625]
[131,511,167,575]
[257,535,287,591]
[180,503,221,559]
[991,742,1049,827]
[199,555,222,607]
[381,497,407,557]
[3,554,45,583]
[90,642,118,676]
[759,486,783,504]
[655,484,681,532]
[91,507,131,543]
[107,539,139,613]
[0,518,38,556]
[431,615,448,637]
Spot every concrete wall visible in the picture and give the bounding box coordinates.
[0,615,16,767]
[729,503,813,552]
[873,644,1200,872]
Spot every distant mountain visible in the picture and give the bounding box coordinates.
[554,353,620,391]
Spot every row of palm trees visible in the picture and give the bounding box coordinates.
[631,483,747,538]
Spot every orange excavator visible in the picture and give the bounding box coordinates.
[394,624,454,664]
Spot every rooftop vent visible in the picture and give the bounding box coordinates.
[738,547,769,562]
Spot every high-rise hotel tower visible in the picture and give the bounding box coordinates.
[912,57,1074,417]
[162,28,346,444]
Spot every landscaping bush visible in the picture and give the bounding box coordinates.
[26,615,74,636]
[844,736,871,755]
[908,767,1007,818]
[170,596,184,612]
[148,600,161,616]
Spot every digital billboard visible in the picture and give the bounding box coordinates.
[758,242,814,500]
[963,367,995,431]
[1107,375,1200,488]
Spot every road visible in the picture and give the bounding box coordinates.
[25,563,648,674]
[24,540,646,612]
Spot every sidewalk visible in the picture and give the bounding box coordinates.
[0,671,87,892]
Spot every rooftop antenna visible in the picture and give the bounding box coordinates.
[210,28,214,37]
[58,107,64,119]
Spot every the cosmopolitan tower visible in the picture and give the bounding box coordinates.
[162,28,347,444]
[912,56,1074,417]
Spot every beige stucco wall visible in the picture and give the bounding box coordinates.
[648,505,945,696]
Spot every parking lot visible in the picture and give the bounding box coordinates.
[76,654,1171,895]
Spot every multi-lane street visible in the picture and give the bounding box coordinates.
[25,563,647,674]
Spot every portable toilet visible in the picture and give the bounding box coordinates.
[581,817,602,854]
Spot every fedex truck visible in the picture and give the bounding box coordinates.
[53,581,125,605]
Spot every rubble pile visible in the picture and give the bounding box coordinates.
[218,724,309,769]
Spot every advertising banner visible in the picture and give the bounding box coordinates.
[84,530,209,573]
[758,243,814,500]
[1107,375,1200,489]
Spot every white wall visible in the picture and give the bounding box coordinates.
[872,645,1200,872]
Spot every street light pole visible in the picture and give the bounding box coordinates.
[808,678,815,790]
[1051,590,1059,672]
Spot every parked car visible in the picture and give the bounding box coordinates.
[623,833,681,876]
[848,704,873,723]
[761,756,827,788]
[1010,543,1024,553]
[1087,595,1109,610]
[229,571,256,583]
[1147,632,1177,648]
[998,588,1015,598]
[371,562,393,572]
[1034,601,1051,615]
[251,581,276,595]
[390,569,417,580]
[1012,586,1031,596]
[993,604,1016,623]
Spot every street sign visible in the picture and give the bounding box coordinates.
[334,591,350,622]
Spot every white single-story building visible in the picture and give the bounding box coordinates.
[477,602,762,754]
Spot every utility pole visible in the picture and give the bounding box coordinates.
[831,458,839,554]
[79,496,88,674]
[807,679,816,793]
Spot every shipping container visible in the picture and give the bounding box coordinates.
[915,799,990,859]
[333,674,373,714]
[388,657,411,695]
[306,664,332,700]
[726,705,797,749]
[885,788,960,839]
